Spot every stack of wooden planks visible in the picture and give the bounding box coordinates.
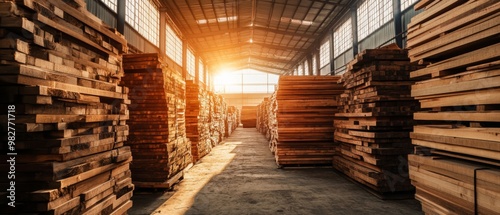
[122,53,192,188]
[267,92,278,153]
[271,76,343,166]
[0,0,133,213]
[241,105,257,128]
[407,0,500,213]
[185,80,211,162]
[225,106,239,137]
[256,97,270,138]
[333,44,424,198]
[209,93,227,146]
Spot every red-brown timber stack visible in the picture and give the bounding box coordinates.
[241,105,257,128]
[122,53,192,189]
[185,80,210,162]
[273,76,343,166]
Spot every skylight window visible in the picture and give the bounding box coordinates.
[281,17,314,26]
[197,16,238,24]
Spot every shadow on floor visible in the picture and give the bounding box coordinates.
[130,128,423,215]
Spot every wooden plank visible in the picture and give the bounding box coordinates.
[410,42,500,79]
[413,125,500,145]
[414,111,500,122]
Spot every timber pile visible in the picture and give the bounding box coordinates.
[273,76,343,166]
[241,106,257,128]
[185,80,210,162]
[209,93,226,146]
[122,53,192,188]
[267,92,278,152]
[256,97,270,137]
[225,106,238,137]
[0,0,133,214]
[407,0,500,213]
[333,44,423,198]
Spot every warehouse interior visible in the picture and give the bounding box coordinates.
[1,0,499,214]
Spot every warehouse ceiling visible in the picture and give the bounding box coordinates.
[158,0,353,75]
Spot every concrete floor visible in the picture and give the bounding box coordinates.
[130,128,423,215]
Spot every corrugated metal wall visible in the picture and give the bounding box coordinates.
[124,25,160,53]
[334,50,353,74]
[401,6,422,48]
[358,21,395,51]
[85,0,158,54]
[86,0,116,28]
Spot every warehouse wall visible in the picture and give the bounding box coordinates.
[220,93,273,111]
[293,0,420,76]
[86,0,117,28]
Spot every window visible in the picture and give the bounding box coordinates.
[199,60,205,83]
[186,49,195,77]
[401,0,418,11]
[304,60,309,76]
[334,18,352,58]
[166,25,183,65]
[312,54,317,75]
[319,40,331,68]
[214,69,278,94]
[357,0,393,41]
[298,65,304,76]
[125,0,159,46]
[100,0,117,12]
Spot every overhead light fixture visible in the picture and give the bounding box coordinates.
[197,16,238,24]
[249,38,253,43]
[280,17,313,26]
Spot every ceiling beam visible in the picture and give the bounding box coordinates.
[218,60,289,72]
[309,0,347,6]
[202,42,305,53]
[186,26,317,39]
[222,55,291,64]
[210,62,284,75]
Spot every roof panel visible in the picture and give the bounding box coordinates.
[161,0,353,74]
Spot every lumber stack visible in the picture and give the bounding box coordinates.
[209,93,226,146]
[0,0,133,214]
[185,80,211,162]
[272,76,343,166]
[256,98,270,138]
[122,53,192,188]
[241,106,257,128]
[225,106,239,137]
[267,92,278,152]
[407,0,500,213]
[333,44,424,198]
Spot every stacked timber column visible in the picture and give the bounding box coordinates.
[185,80,210,162]
[241,106,258,128]
[256,97,270,138]
[0,0,133,214]
[333,44,424,198]
[209,93,226,146]
[272,76,343,166]
[225,106,239,137]
[122,53,192,188]
[267,92,278,152]
[407,1,500,214]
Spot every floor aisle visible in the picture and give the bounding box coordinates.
[131,128,422,215]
